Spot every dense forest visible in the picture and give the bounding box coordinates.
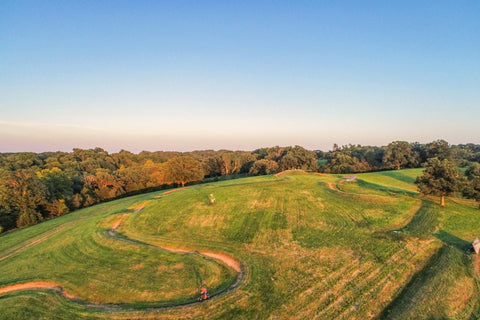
[1,140,480,233]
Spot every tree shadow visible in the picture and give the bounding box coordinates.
[375,245,445,319]
[402,200,439,239]
[434,230,473,253]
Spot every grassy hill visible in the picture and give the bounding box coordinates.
[0,169,479,319]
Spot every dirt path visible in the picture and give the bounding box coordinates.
[202,252,241,272]
[111,214,128,230]
[107,228,244,304]
[0,210,244,311]
[159,245,241,273]
[110,202,241,273]
[327,182,349,194]
[108,213,243,302]
[0,281,75,299]
[110,213,242,273]
[162,187,187,195]
[155,187,189,198]
[109,203,145,234]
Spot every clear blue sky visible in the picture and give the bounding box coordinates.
[1,1,479,153]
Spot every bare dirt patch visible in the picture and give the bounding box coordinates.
[157,244,241,272]
[0,281,74,299]
[202,252,241,273]
[112,214,128,230]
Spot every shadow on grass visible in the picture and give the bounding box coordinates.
[377,242,479,320]
[434,230,473,253]
[376,245,444,320]
[402,200,439,239]
[356,179,418,196]
[377,170,418,185]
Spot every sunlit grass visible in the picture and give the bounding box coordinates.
[0,170,479,319]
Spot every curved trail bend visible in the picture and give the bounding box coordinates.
[0,281,74,299]
[0,196,243,311]
[112,195,242,273]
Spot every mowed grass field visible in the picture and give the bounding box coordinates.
[0,169,479,319]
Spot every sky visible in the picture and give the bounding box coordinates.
[1,1,479,153]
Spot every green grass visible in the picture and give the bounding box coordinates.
[379,245,478,320]
[355,168,423,193]
[0,170,479,319]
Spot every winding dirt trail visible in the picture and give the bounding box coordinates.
[0,200,243,311]
[0,281,75,299]
[155,187,189,198]
[108,206,243,304]
[111,213,128,230]
[110,211,242,273]
[111,197,241,273]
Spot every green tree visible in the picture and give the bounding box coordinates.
[249,159,279,175]
[37,167,74,203]
[203,157,222,177]
[463,163,480,209]
[415,158,461,207]
[327,145,362,173]
[216,151,239,175]
[4,152,43,170]
[215,151,256,175]
[0,169,47,227]
[364,147,385,169]
[278,146,318,171]
[383,141,415,170]
[163,156,204,187]
[426,139,451,161]
[411,142,427,166]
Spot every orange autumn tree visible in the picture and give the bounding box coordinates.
[163,156,204,187]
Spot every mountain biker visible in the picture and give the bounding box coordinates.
[200,287,208,300]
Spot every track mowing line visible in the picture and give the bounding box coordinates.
[289,263,356,316]
[0,226,67,262]
[0,203,244,312]
[316,240,434,319]
[307,244,413,319]
[335,239,436,320]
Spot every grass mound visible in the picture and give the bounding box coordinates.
[1,170,479,319]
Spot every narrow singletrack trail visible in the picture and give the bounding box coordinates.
[0,281,75,299]
[0,195,244,312]
[109,209,243,283]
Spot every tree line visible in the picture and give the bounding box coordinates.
[1,140,480,233]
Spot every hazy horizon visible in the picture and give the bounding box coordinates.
[1,1,479,153]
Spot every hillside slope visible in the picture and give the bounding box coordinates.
[0,170,479,319]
